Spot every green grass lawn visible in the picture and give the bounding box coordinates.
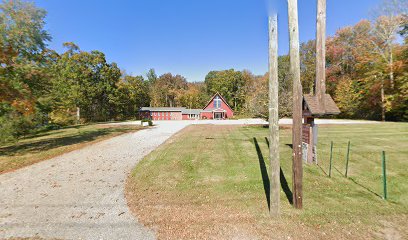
[0,123,142,173]
[126,123,408,239]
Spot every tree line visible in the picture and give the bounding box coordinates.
[1,0,407,142]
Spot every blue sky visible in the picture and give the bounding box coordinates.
[34,0,381,82]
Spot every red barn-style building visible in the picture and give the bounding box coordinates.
[139,93,234,120]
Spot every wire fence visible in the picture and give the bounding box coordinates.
[316,139,388,200]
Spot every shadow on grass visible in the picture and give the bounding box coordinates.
[264,137,293,205]
[253,137,294,209]
[333,166,344,175]
[253,137,270,210]
[317,161,383,199]
[22,125,82,140]
[280,167,293,205]
[0,128,129,157]
[349,177,383,199]
[317,163,328,176]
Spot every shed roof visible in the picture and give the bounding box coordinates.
[139,107,186,112]
[303,94,340,116]
[181,109,202,114]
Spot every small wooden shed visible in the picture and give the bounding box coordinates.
[302,94,340,163]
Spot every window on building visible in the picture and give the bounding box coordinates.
[214,96,221,108]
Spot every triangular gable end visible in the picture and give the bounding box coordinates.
[203,92,234,113]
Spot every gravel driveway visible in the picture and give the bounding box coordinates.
[0,121,190,240]
[0,118,379,239]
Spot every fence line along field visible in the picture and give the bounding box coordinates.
[126,123,408,239]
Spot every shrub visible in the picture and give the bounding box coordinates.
[0,116,16,144]
[11,115,35,138]
[0,113,38,144]
[141,119,153,126]
[49,107,77,126]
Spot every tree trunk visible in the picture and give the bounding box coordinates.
[381,78,386,122]
[389,49,394,90]
[76,107,80,124]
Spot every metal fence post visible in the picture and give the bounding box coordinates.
[345,140,350,178]
[329,141,333,177]
[382,151,387,200]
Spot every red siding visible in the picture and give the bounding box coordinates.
[146,111,182,120]
[182,114,189,120]
[200,112,213,119]
[140,94,233,121]
[203,95,234,118]
[172,112,182,120]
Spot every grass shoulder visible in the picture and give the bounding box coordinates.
[0,123,144,174]
[126,123,408,239]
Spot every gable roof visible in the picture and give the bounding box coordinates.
[139,107,186,112]
[303,94,341,116]
[202,92,233,112]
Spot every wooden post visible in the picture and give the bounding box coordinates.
[287,0,303,209]
[315,0,326,109]
[382,151,387,200]
[345,140,350,178]
[329,141,333,177]
[268,15,280,216]
[312,121,318,163]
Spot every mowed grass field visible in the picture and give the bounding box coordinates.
[126,123,408,239]
[0,124,142,174]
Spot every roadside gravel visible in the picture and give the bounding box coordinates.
[0,121,190,240]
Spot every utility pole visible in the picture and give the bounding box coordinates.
[315,0,326,109]
[268,15,280,217]
[287,0,303,209]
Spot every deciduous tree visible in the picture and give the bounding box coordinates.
[0,0,52,141]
